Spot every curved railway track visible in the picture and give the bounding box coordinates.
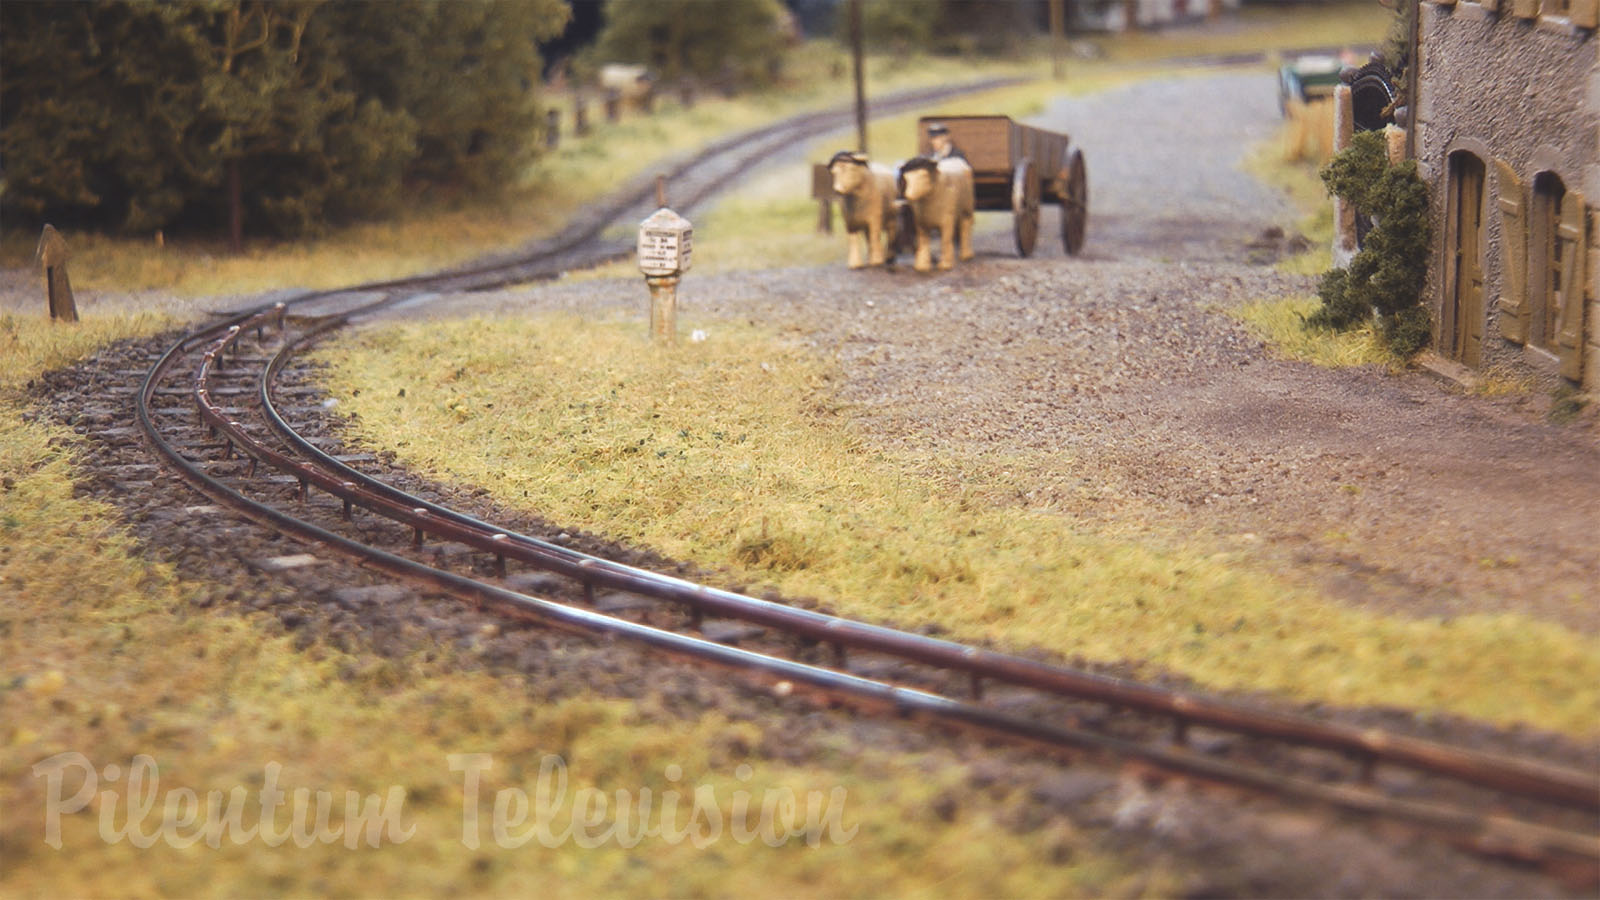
[130,84,1600,879]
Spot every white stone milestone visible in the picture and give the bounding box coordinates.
[637,207,693,277]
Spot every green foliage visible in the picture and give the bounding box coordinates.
[845,0,939,58]
[330,1,564,193]
[838,0,1035,58]
[1309,130,1432,357]
[0,0,567,239]
[1381,0,1416,88]
[588,0,792,89]
[1382,304,1432,358]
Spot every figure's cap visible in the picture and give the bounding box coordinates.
[927,122,949,136]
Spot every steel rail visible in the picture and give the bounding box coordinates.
[140,324,1600,870]
[252,317,1600,814]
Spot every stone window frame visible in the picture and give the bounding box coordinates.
[1514,148,1589,379]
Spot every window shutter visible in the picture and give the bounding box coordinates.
[1513,0,1539,17]
[1556,190,1587,380]
[1571,0,1598,28]
[1495,159,1531,344]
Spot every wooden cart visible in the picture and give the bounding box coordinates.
[916,115,1088,257]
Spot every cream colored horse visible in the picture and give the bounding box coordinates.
[898,155,975,272]
[828,151,900,268]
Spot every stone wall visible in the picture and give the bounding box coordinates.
[1415,2,1598,389]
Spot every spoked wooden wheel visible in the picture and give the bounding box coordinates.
[1012,157,1041,258]
[1060,148,1088,255]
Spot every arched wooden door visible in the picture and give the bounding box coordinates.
[1443,151,1486,365]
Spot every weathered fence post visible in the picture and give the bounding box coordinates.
[546,108,561,149]
[678,82,695,109]
[35,225,78,323]
[812,163,836,234]
[605,88,621,123]
[574,94,590,136]
[1332,84,1358,267]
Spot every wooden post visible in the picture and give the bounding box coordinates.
[574,95,590,136]
[545,108,561,149]
[1049,0,1066,80]
[812,163,836,234]
[1384,124,1407,165]
[1405,0,1420,162]
[36,225,78,323]
[849,0,867,155]
[647,275,679,345]
[605,88,621,122]
[1332,84,1358,267]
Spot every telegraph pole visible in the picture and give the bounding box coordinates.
[850,0,867,154]
[1049,0,1066,80]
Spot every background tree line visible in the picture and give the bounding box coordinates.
[2,0,1046,246]
[2,0,568,244]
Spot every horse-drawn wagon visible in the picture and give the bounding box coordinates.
[915,115,1088,257]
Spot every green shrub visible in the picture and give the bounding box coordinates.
[1309,130,1433,358]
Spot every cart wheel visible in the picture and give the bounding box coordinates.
[1012,157,1041,258]
[1060,149,1088,256]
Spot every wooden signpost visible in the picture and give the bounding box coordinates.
[36,225,78,323]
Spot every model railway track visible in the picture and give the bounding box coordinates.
[134,88,1599,879]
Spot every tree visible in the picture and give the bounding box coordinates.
[2,2,214,233]
[1309,130,1433,357]
[847,0,938,59]
[588,0,792,89]
[833,0,1038,59]
[1,0,568,242]
[331,0,567,192]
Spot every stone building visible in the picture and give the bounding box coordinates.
[1414,0,1598,389]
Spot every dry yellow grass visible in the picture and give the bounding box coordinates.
[1230,295,1394,369]
[1281,98,1335,167]
[0,313,1159,898]
[1083,2,1390,65]
[316,314,1600,737]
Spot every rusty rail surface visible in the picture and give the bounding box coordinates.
[134,89,1600,878]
